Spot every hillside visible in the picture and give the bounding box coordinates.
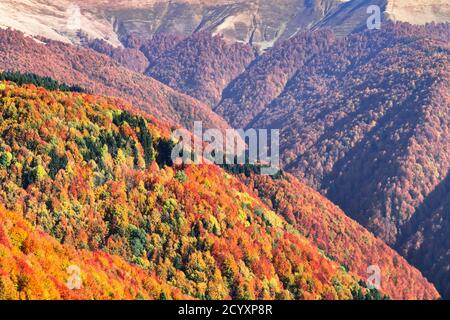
[0,206,186,300]
[216,23,450,297]
[145,33,255,107]
[0,1,448,301]
[86,32,255,107]
[398,171,450,298]
[0,29,230,132]
[216,29,337,128]
[87,38,149,74]
[236,170,439,300]
[88,32,257,108]
[0,81,439,299]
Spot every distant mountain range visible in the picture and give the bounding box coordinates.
[1,0,449,50]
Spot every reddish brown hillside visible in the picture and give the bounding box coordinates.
[0,29,230,132]
[399,171,450,299]
[146,33,255,107]
[216,23,450,298]
[139,34,186,66]
[215,30,337,128]
[87,38,149,73]
[238,171,439,300]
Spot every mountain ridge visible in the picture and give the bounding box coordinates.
[0,28,230,133]
[1,0,449,50]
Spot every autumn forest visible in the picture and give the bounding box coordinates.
[0,0,449,302]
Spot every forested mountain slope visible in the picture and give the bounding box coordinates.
[398,171,450,298]
[236,171,439,300]
[216,23,450,298]
[87,32,255,108]
[0,81,439,299]
[0,206,186,300]
[216,29,338,127]
[0,29,229,132]
[145,33,256,107]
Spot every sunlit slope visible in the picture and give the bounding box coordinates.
[0,81,439,299]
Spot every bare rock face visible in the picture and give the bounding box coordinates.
[82,0,345,50]
[314,0,450,37]
[385,0,450,25]
[0,0,122,46]
[0,0,449,49]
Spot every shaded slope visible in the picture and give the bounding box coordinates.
[399,171,450,298]
[236,171,439,300]
[146,33,255,107]
[268,27,449,244]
